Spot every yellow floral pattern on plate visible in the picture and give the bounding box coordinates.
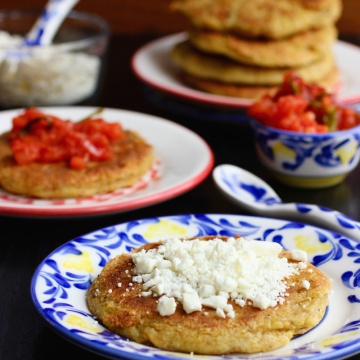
[143,219,188,240]
[66,314,101,333]
[294,234,332,254]
[62,250,94,273]
[320,331,360,347]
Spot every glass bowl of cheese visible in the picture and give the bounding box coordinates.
[0,9,109,108]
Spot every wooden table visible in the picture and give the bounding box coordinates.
[1,33,360,360]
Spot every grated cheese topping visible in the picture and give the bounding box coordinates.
[131,237,308,317]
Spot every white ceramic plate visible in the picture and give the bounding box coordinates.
[132,32,360,109]
[32,213,360,360]
[0,107,213,217]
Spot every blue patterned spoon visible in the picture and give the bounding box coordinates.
[24,0,79,46]
[213,164,360,241]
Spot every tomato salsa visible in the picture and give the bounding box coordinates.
[247,72,360,133]
[9,107,124,169]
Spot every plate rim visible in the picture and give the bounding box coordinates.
[131,32,360,109]
[0,106,214,217]
[31,213,360,360]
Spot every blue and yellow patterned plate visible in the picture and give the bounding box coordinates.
[31,214,360,360]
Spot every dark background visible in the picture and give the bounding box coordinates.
[2,0,360,36]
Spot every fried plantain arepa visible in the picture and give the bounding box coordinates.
[171,0,342,40]
[0,130,154,199]
[87,236,332,355]
[188,25,337,68]
[171,40,336,86]
[182,66,340,100]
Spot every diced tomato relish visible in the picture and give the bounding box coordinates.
[247,72,360,133]
[9,107,125,169]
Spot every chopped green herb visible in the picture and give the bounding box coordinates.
[78,107,104,123]
[322,109,338,132]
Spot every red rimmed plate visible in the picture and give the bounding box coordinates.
[0,107,214,217]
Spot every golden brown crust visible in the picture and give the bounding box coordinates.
[182,66,340,100]
[188,26,337,68]
[86,236,332,354]
[171,0,342,39]
[0,130,154,199]
[171,40,335,86]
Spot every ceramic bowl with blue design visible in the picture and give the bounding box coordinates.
[250,118,360,189]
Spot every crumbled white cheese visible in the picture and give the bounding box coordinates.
[157,295,177,316]
[291,249,308,262]
[302,280,311,290]
[216,308,226,318]
[202,295,228,309]
[183,292,202,314]
[0,31,100,107]
[132,237,308,317]
[297,262,308,270]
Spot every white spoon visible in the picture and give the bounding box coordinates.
[213,164,360,241]
[24,0,79,46]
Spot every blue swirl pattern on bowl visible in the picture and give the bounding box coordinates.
[31,214,360,360]
[250,119,360,188]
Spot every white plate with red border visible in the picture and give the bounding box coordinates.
[0,106,214,217]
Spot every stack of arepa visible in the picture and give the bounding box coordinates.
[170,0,342,100]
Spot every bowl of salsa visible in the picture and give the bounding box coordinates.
[247,72,360,188]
